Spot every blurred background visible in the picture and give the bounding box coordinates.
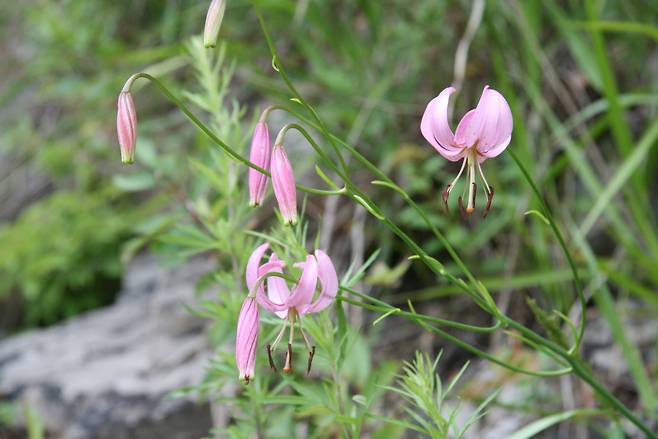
[1,0,658,438]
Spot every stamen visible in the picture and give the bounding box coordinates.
[297,316,313,351]
[443,157,468,210]
[269,321,288,353]
[266,344,278,372]
[442,186,451,213]
[458,195,468,220]
[283,343,293,374]
[484,186,495,218]
[475,160,491,195]
[307,346,316,375]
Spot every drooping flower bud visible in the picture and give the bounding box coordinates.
[235,297,259,383]
[248,117,271,207]
[203,0,226,48]
[271,144,297,225]
[116,91,137,164]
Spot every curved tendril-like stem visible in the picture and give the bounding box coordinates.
[124,73,342,198]
[251,12,655,434]
[339,294,501,335]
[128,19,653,434]
[508,149,587,349]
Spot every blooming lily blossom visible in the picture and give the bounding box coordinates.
[116,90,137,164]
[248,112,272,207]
[245,243,338,375]
[203,0,226,48]
[271,144,298,225]
[235,296,259,382]
[421,85,512,216]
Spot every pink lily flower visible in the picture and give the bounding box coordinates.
[421,85,513,216]
[271,144,298,225]
[248,113,272,207]
[246,243,338,375]
[116,91,137,164]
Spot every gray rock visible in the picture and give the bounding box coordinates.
[0,254,216,439]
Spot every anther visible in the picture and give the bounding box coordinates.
[483,186,494,218]
[306,346,316,375]
[458,196,468,220]
[442,185,451,213]
[267,344,278,372]
[283,343,293,374]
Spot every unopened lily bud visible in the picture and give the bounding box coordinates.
[203,0,226,48]
[235,297,259,383]
[116,91,137,164]
[271,144,297,225]
[248,114,272,207]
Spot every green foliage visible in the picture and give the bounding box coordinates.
[0,190,140,326]
[386,352,497,439]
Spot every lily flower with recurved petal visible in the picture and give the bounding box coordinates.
[420,85,513,217]
[246,243,338,375]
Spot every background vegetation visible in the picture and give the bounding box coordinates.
[1,0,657,437]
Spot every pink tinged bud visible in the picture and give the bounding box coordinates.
[235,297,259,383]
[271,145,297,225]
[117,91,137,164]
[248,121,271,207]
[203,0,226,48]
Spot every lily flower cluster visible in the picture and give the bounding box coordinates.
[115,1,514,384]
[236,243,338,382]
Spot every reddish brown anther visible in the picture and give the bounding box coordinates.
[306,346,316,375]
[483,186,495,218]
[266,344,278,372]
[458,196,468,220]
[283,343,293,374]
[442,185,451,213]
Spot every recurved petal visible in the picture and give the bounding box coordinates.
[476,88,513,158]
[246,243,269,291]
[300,250,338,315]
[420,87,464,161]
[285,255,318,308]
[267,253,290,319]
[454,85,492,148]
[255,261,290,313]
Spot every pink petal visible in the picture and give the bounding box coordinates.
[420,87,464,161]
[300,250,338,315]
[476,88,513,159]
[285,255,318,309]
[255,261,289,313]
[267,253,290,319]
[248,121,271,206]
[246,243,269,291]
[271,145,297,225]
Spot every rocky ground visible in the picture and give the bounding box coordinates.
[0,254,215,439]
